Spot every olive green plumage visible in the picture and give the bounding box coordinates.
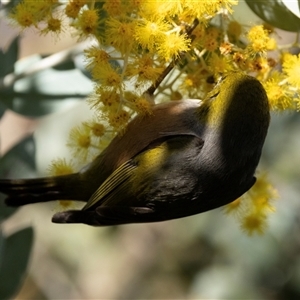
[0,72,270,226]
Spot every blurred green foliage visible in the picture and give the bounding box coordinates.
[245,0,300,31]
[0,135,35,299]
[1,1,300,299]
[0,226,34,300]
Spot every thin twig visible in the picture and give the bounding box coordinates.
[145,18,199,97]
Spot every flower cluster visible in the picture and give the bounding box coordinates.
[224,173,278,235]
[10,0,300,234]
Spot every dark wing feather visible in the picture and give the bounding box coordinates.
[82,160,137,210]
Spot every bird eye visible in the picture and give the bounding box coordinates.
[206,75,215,84]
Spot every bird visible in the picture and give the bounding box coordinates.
[0,72,270,226]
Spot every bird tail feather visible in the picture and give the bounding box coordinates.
[0,174,79,207]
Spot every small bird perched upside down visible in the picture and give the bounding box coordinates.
[0,72,270,226]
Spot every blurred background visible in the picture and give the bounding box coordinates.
[1,1,300,299]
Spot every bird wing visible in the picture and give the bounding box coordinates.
[82,160,137,210]
[83,133,204,211]
[94,100,204,173]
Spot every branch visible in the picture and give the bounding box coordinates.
[145,18,199,97]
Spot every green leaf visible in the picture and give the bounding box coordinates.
[0,101,6,119]
[0,136,35,221]
[0,194,17,222]
[245,0,300,32]
[51,56,76,71]
[0,227,34,300]
[0,54,92,117]
[0,37,19,77]
[0,230,3,261]
[0,135,36,178]
[0,91,87,117]
[14,55,93,95]
[0,0,22,13]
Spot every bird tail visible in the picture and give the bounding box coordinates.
[0,174,80,207]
